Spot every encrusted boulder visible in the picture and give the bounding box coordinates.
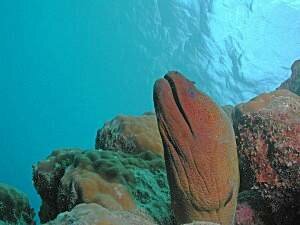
[233,89,300,225]
[235,190,272,225]
[45,203,157,225]
[278,59,300,96]
[95,113,164,156]
[0,183,35,225]
[33,149,171,224]
[32,149,81,222]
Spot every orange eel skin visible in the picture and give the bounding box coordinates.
[153,72,239,225]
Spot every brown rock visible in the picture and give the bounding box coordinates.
[59,167,136,211]
[233,89,300,225]
[153,72,239,225]
[95,113,164,156]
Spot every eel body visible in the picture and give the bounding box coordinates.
[153,72,239,225]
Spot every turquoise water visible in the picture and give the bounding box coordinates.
[0,0,299,219]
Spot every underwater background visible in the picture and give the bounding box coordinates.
[0,0,299,221]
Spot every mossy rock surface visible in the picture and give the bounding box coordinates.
[0,183,35,225]
[33,149,172,224]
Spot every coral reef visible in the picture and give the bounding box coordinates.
[45,203,157,225]
[278,59,300,96]
[32,149,81,223]
[153,72,239,225]
[33,149,171,224]
[233,89,300,225]
[95,113,164,156]
[0,183,35,225]
[31,68,300,224]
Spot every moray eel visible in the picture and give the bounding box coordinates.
[153,72,239,225]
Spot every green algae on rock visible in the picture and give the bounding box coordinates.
[0,183,35,225]
[32,148,82,223]
[33,149,172,224]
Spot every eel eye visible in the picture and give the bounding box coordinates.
[187,88,196,98]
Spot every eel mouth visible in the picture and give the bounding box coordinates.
[163,74,195,135]
[153,72,195,137]
[153,72,189,159]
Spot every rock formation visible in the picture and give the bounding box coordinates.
[33,148,171,224]
[153,72,239,225]
[0,183,35,225]
[45,203,157,225]
[233,89,300,225]
[95,113,164,156]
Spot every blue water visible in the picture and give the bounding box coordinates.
[0,0,299,220]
